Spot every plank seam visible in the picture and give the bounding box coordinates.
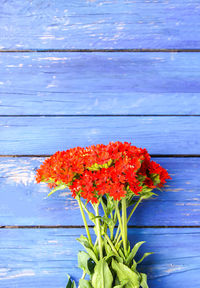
[1,225,200,229]
[1,115,200,117]
[1,49,200,53]
[0,155,199,158]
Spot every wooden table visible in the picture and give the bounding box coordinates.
[0,1,200,287]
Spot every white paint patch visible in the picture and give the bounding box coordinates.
[46,83,57,88]
[38,57,67,61]
[90,128,99,135]
[6,65,16,67]
[0,270,35,280]
[6,64,23,68]
[0,268,9,276]
[0,161,36,186]
[47,240,58,244]
[0,82,4,85]
[9,170,36,186]
[59,191,71,197]
[40,35,55,40]
[165,264,185,274]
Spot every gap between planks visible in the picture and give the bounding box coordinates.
[0,155,200,158]
[1,49,200,53]
[1,115,200,117]
[1,225,200,229]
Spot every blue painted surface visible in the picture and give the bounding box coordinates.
[0,1,200,49]
[0,116,200,155]
[0,228,200,288]
[0,1,200,287]
[1,52,200,115]
[0,157,199,226]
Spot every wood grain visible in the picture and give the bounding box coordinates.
[0,116,200,155]
[0,157,199,226]
[0,1,200,49]
[1,52,200,115]
[0,228,199,288]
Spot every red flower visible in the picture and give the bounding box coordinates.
[36,141,171,203]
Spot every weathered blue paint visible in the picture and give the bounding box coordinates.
[0,1,200,49]
[0,1,199,287]
[0,228,200,287]
[0,157,199,226]
[0,116,199,155]
[1,52,200,115]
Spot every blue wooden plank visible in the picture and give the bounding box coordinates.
[0,116,199,155]
[0,157,199,226]
[0,228,199,287]
[0,52,200,115]
[0,1,200,49]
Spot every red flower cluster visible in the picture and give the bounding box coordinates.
[36,142,171,203]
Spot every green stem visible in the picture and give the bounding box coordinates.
[81,271,86,279]
[94,204,103,259]
[100,197,107,216]
[114,226,120,243]
[127,196,143,222]
[115,233,122,247]
[77,197,93,247]
[122,197,128,256]
[115,201,126,256]
[100,197,108,233]
[110,226,114,240]
[104,234,120,257]
[115,196,143,246]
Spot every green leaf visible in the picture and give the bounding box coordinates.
[140,273,149,288]
[77,235,98,263]
[113,280,128,288]
[92,259,113,288]
[137,252,153,264]
[140,192,157,199]
[115,240,123,251]
[104,251,115,261]
[78,251,90,275]
[87,212,97,223]
[112,259,140,288]
[66,275,76,288]
[106,195,115,215]
[47,184,67,197]
[79,279,93,288]
[77,235,91,249]
[118,248,125,259]
[104,237,112,255]
[126,241,145,266]
[85,248,98,264]
[136,175,146,183]
[101,216,115,228]
[150,173,160,185]
[130,260,137,271]
[115,256,124,263]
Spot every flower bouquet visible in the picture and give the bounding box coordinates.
[36,141,171,288]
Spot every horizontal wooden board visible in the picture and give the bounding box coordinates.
[0,116,200,155]
[0,1,200,49]
[0,157,199,226]
[0,228,199,287]
[0,52,200,115]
